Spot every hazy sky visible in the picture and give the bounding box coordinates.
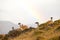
[0,0,60,25]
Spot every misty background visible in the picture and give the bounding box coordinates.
[0,0,60,34]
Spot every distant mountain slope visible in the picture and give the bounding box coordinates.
[0,21,18,34]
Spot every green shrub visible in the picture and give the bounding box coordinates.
[8,30,21,38]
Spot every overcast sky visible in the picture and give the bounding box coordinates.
[0,0,60,25]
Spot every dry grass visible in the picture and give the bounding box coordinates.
[0,19,60,40]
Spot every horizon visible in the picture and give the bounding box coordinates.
[0,18,60,34]
[0,0,60,34]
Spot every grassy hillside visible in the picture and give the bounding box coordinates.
[0,19,60,40]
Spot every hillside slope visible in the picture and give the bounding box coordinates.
[0,19,60,40]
